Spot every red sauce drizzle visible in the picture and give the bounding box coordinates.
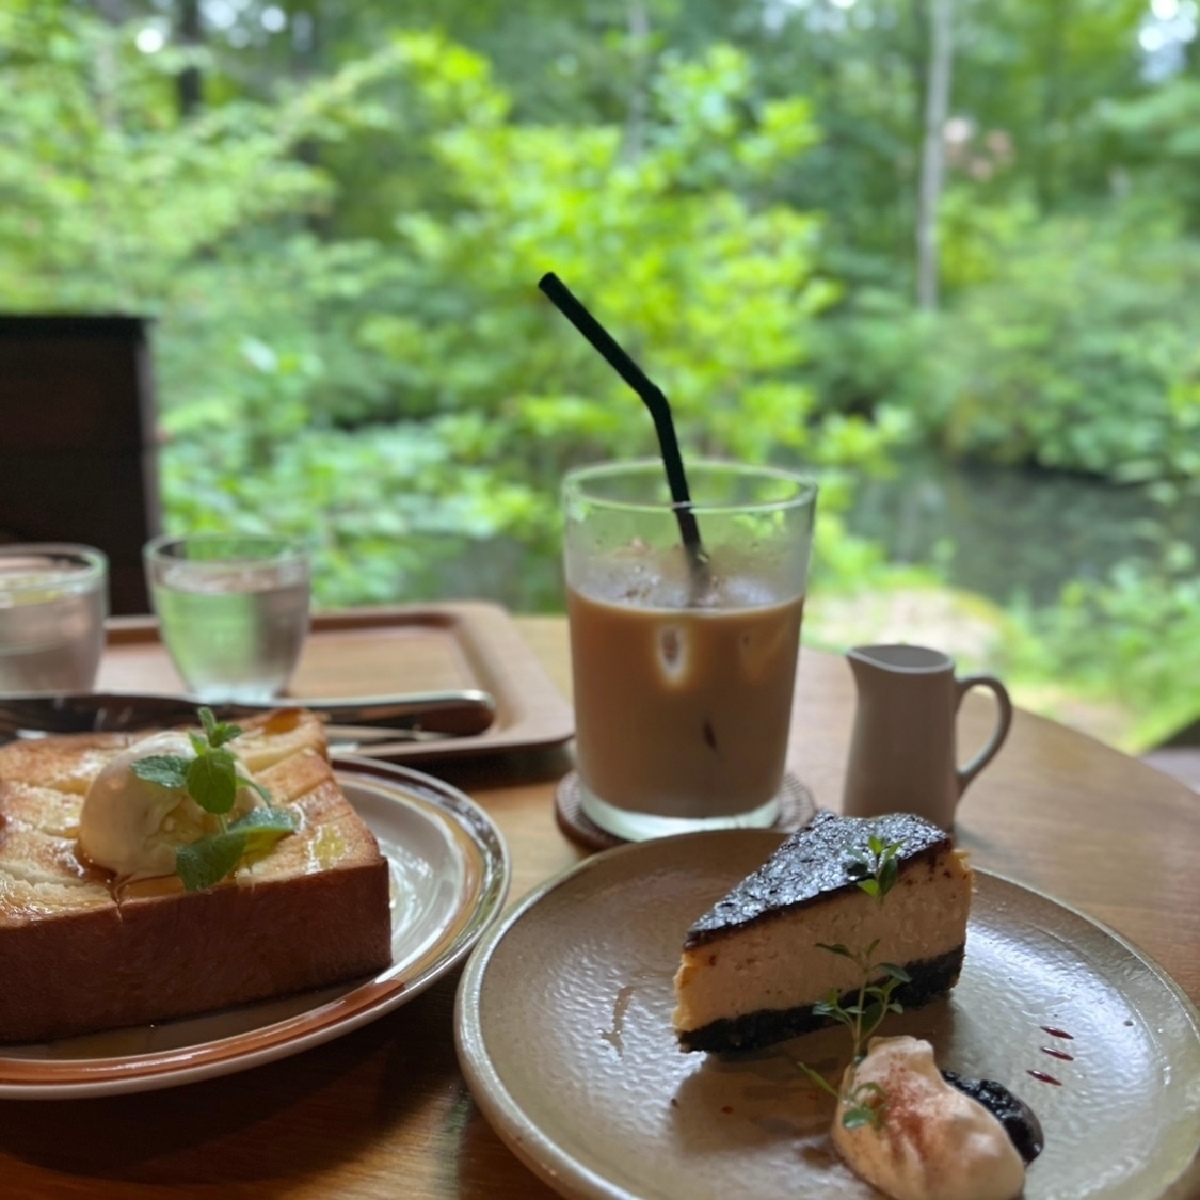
[1026,1070,1062,1086]
[1041,1046,1074,1061]
[1040,1025,1074,1040]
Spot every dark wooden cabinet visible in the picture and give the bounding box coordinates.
[0,316,162,614]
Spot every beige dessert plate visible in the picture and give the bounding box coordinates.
[455,830,1200,1200]
[0,759,509,1099]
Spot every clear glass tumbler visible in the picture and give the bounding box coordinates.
[563,460,818,841]
[0,544,108,693]
[144,534,311,703]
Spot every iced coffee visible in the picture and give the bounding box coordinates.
[563,462,817,841]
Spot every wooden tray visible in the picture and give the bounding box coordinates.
[96,602,575,764]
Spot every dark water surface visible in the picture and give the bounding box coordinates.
[418,456,1199,615]
[845,455,1200,607]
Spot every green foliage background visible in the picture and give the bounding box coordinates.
[1,0,1197,748]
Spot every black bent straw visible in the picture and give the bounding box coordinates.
[538,272,709,583]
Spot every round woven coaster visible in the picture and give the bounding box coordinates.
[555,771,818,853]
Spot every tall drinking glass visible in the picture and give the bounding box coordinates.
[144,534,310,702]
[0,544,108,692]
[563,461,818,841]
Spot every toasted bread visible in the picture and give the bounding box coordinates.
[0,709,391,1043]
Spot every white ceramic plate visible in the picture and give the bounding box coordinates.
[456,830,1200,1200]
[0,757,509,1099]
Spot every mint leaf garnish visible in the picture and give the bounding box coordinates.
[231,807,296,832]
[232,806,298,857]
[198,706,242,750]
[176,833,247,893]
[130,754,190,790]
[186,747,241,815]
[244,777,271,804]
[174,810,296,892]
[155,706,296,891]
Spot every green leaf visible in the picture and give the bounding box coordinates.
[232,806,297,857]
[231,807,296,832]
[245,777,272,804]
[857,878,880,898]
[879,855,899,896]
[186,747,240,814]
[174,802,296,891]
[199,706,220,743]
[867,834,883,856]
[795,1060,840,1099]
[814,1001,855,1029]
[199,706,243,750]
[841,1081,887,1132]
[176,832,247,892]
[840,1106,879,1131]
[129,754,190,790]
[877,962,912,983]
[816,942,853,958]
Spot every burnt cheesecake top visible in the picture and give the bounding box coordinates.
[683,811,952,949]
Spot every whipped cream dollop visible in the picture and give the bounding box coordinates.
[832,1036,1026,1200]
[79,731,257,879]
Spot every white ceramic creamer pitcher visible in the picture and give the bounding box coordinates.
[842,644,1013,830]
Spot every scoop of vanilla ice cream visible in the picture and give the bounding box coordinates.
[79,730,258,880]
[832,1036,1025,1200]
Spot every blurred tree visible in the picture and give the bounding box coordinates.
[917,0,954,310]
[2,0,1198,734]
[1100,77,1200,231]
[0,7,907,607]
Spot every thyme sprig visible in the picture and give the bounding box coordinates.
[797,836,910,1130]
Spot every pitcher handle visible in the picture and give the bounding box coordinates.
[955,674,1013,793]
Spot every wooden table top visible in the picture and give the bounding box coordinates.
[1,615,1196,1199]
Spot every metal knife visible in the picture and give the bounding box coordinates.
[0,689,497,739]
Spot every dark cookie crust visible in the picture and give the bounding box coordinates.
[684,811,951,948]
[678,945,964,1054]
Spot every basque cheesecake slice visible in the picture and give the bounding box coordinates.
[673,811,973,1054]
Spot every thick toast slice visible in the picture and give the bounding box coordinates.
[0,709,391,1043]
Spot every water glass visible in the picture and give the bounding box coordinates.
[563,460,818,841]
[144,534,311,703]
[0,544,108,693]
